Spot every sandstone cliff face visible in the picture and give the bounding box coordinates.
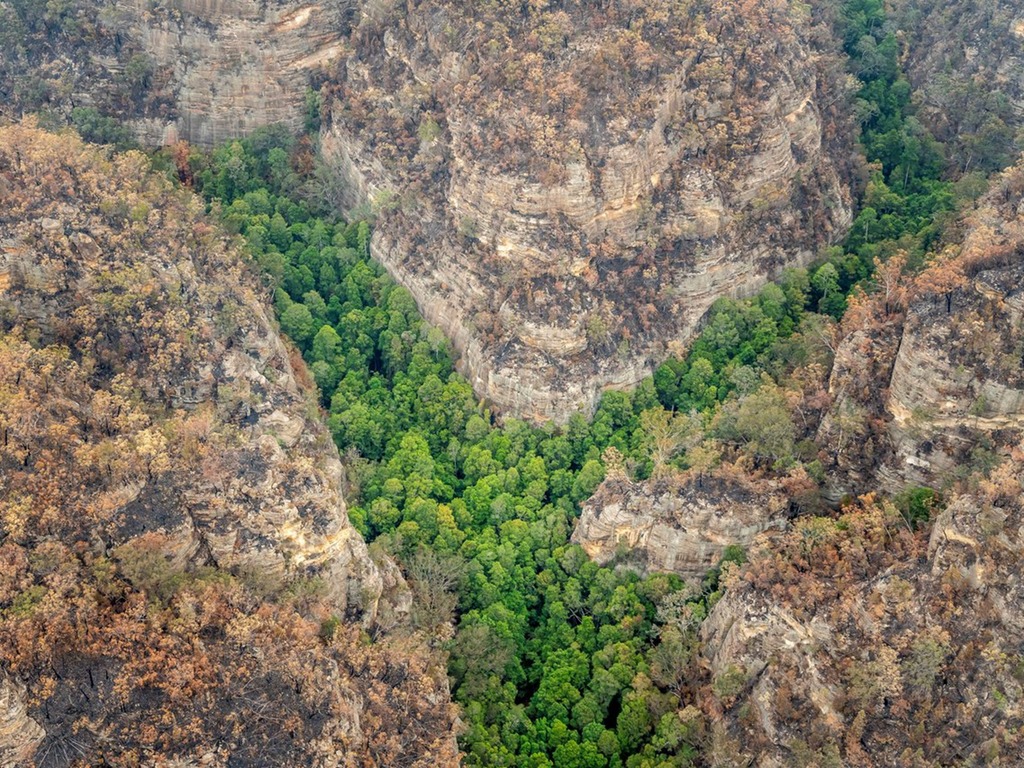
[704,169,1024,764]
[323,0,854,421]
[118,0,354,146]
[698,481,1024,766]
[880,260,1024,488]
[0,122,386,621]
[0,0,352,147]
[0,123,459,767]
[572,473,790,579]
[818,164,1024,494]
[0,674,44,768]
[815,318,902,497]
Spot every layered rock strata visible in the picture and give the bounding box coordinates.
[819,163,1024,494]
[2,0,855,420]
[0,0,353,147]
[694,170,1024,759]
[0,674,44,768]
[572,474,790,579]
[121,0,355,146]
[0,123,458,768]
[0,122,460,766]
[0,121,387,621]
[881,261,1024,488]
[323,0,854,421]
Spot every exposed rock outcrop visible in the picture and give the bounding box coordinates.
[121,0,355,146]
[699,167,1024,766]
[572,474,790,579]
[2,0,855,420]
[0,673,44,767]
[881,260,1024,488]
[819,162,1024,494]
[0,121,387,621]
[323,0,854,421]
[697,473,1024,767]
[0,0,353,146]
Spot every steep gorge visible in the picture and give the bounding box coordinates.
[5,1,1024,765]
[1,0,857,422]
[324,0,855,421]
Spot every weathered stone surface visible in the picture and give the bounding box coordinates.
[0,124,388,623]
[573,474,790,578]
[698,472,1024,766]
[322,0,854,421]
[927,492,1024,635]
[700,591,842,757]
[881,262,1024,488]
[0,673,44,768]
[819,166,1024,494]
[0,0,353,147]
[1,1,855,421]
[122,0,354,146]
[815,321,902,499]
[0,123,463,766]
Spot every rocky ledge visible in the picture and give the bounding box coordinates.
[572,472,791,579]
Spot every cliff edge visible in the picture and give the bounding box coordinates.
[0,122,458,766]
[324,0,854,420]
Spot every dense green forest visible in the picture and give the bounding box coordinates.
[175,129,718,768]
[142,3,983,765]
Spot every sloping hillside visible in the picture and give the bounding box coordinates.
[890,0,1024,174]
[0,122,459,767]
[696,158,1024,768]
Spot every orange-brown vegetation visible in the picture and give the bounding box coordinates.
[698,158,1024,768]
[0,123,458,766]
[702,482,1024,766]
[818,159,1024,489]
